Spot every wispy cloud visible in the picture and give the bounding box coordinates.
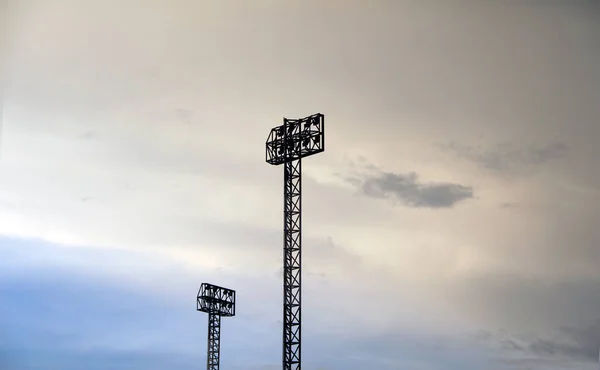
[498,321,600,361]
[437,141,568,175]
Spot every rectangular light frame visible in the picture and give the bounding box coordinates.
[266,113,324,165]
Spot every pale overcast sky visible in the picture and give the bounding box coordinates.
[1,1,600,369]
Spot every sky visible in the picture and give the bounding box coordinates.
[1,1,600,369]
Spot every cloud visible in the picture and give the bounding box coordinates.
[501,321,600,361]
[0,237,284,370]
[446,272,600,370]
[343,163,474,209]
[468,322,600,370]
[0,236,494,370]
[2,1,599,369]
[437,141,568,175]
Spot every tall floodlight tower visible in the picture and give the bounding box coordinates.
[265,113,325,370]
[196,283,236,370]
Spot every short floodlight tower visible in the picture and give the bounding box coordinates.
[265,113,325,370]
[196,283,236,370]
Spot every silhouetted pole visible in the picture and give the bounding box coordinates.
[265,114,325,370]
[197,283,236,370]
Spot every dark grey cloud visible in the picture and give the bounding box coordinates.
[467,326,600,369]
[344,165,474,209]
[559,321,600,360]
[437,141,568,175]
[502,321,600,361]
[467,323,600,370]
[457,273,600,368]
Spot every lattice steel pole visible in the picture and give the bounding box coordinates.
[206,313,221,370]
[283,157,301,368]
[266,113,325,370]
[197,283,236,370]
